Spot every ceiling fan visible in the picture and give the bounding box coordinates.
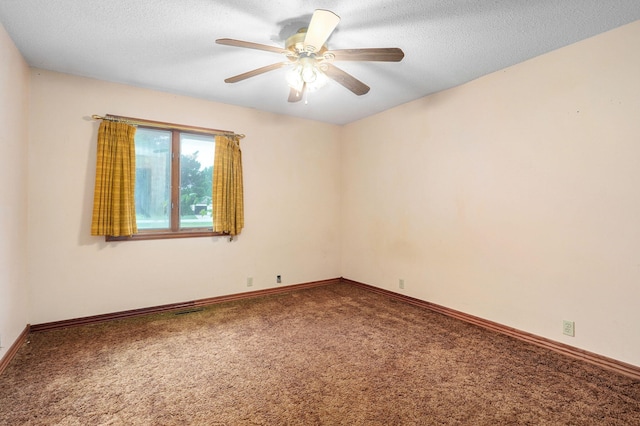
[215,9,405,102]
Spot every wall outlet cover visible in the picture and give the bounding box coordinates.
[563,320,575,337]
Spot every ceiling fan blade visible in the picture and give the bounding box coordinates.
[224,62,290,83]
[216,38,288,55]
[323,64,370,96]
[288,83,306,103]
[325,48,405,62]
[304,9,340,52]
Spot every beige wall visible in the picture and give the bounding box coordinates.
[4,19,640,368]
[27,70,342,324]
[341,21,640,366]
[0,23,30,359]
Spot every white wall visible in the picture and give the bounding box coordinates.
[341,21,640,366]
[0,23,30,359]
[27,70,342,324]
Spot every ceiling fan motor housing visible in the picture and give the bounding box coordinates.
[285,28,327,55]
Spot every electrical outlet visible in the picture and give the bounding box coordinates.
[563,320,575,337]
[399,279,405,289]
[276,275,281,284]
[247,277,253,287]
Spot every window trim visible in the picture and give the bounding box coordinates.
[103,115,241,242]
[106,229,225,242]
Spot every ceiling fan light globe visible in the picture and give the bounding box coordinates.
[301,66,318,83]
[306,70,328,92]
[286,66,304,91]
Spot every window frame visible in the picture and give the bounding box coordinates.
[104,115,237,242]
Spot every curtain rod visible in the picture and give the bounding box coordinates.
[91,114,245,139]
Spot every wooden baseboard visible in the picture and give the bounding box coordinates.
[0,324,30,376]
[26,276,640,380]
[342,278,640,381]
[30,278,341,333]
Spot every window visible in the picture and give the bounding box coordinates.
[107,118,226,241]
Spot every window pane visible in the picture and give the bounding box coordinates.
[180,133,215,229]
[135,128,171,230]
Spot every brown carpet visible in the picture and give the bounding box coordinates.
[1,283,639,425]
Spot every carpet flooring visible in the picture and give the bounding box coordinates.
[1,283,639,425]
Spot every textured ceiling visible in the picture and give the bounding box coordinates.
[1,1,640,125]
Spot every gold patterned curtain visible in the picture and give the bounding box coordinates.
[90,120,138,237]
[213,135,244,236]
